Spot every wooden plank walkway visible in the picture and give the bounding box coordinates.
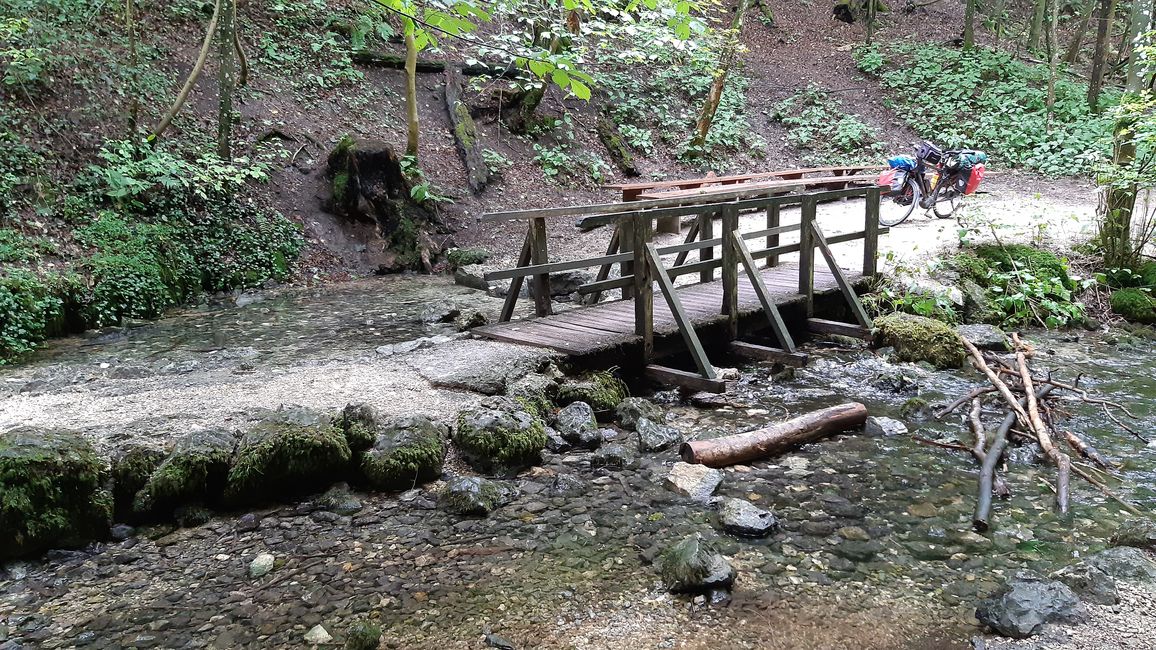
[473,262,851,355]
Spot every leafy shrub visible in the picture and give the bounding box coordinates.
[955,247,1087,328]
[772,85,882,163]
[857,44,1112,175]
[1110,288,1156,323]
[0,269,63,362]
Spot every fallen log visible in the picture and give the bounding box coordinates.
[679,402,868,467]
[444,67,489,193]
[352,50,524,78]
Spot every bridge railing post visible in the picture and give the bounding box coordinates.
[719,206,739,340]
[798,196,817,317]
[863,186,880,277]
[632,216,654,361]
[699,210,714,283]
[764,203,780,269]
[619,218,635,300]
[529,216,552,316]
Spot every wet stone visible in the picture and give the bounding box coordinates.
[544,428,571,453]
[975,572,1088,638]
[863,416,908,437]
[248,553,275,579]
[553,402,600,450]
[438,476,515,517]
[615,397,664,431]
[1052,562,1118,605]
[837,526,870,541]
[956,324,1011,351]
[717,498,779,538]
[1085,546,1156,581]
[658,534,736,594]
[636,418,683,453]
[589,444,637,470]
[1110,517,1156,550]
[832,540,882,562]
[665,463,723,504]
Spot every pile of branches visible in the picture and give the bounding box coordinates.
[935,333,1144,532]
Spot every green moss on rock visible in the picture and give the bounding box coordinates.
[359,415,446,490]
[555,371,629,412]
[1,427,112,560]
[224,407,352,506]
[1110,288,1156,324]
[132,429,236,518]
[337,403,379,452]
[110,444,167,520]
[438,475,513,516]
[975,244,1072,288]
[453,397,547,476]
[874,312,965,369]
[345,621,383,650]
[445,247,490,268]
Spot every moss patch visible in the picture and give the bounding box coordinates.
[1,427,112,560]
[1110,288,1156,324]
[975,244,1072,288]
[110,444,166,520]
[337,403,379,452]
[445,247,490,268]
[874,312,965,369]
[225,408,352,506]
[359,415,446,491]
[453,397,547,476]
[132,429,236,518]
[556,371,629,412]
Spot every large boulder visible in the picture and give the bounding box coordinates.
[555,371,629,412]
[438,476,515,516]
[717,498,778,538]
[337,403,380,452]
[132,428,236,517]
[1052,562,1118,605]
[1085,546,1156,581]
[665,462,723,503]
[109,444,166,519]
[359,415,446,491]
[553,401,601,449]
[956,324,1010,351]
[616,397,664,431]
[1110,518,1156,551]
[453,397,547,476]
[224,407,352,506]
[975,573,1088,638]
[658,534,736,594]
[874,313,965,369]
[0,427,112,560]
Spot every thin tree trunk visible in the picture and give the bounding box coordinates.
[1101,0,1146,269]
[126,0,139,134]
[404,27,419,158]
[1125,0,1152,90]
[1046,0,1059,129]
[151,0,221,139]
[866,0,877,45]
[1088,0,1118,111]
[691,0,748,150]
[1063,0,1095,65]
[991,0,1008,45]
[964,0,976,49]
[1028,0,1046,51]
[216,0,235,159]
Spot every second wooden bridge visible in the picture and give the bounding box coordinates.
[472,168,887,392]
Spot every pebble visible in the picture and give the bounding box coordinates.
[248,553,275,579]
[303,624,332,644]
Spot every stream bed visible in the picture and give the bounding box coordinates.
[2,278,1156,649]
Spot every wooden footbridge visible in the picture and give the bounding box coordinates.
[473,166,887,392]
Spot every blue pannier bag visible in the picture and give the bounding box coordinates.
[888,155,916,171]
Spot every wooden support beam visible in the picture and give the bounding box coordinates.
[645,243,716,380]
[529,217,552,317]
[729,341,809,367]
[731,230,797,352]
[864,186,880,277]
[809,221,872,328]
[807,318,871,340]
[645,364,727,394]
[499,232,532,322]
[619,218,635,300]
[633,217,654,361]
[720,207,740,341]
[585,226,620,305]
[798,196,817,316]
[672,218,701,268]
[699,212,715,283]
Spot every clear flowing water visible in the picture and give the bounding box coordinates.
[2,278,1155,648]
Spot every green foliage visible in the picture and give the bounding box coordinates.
[0,134,42,218]
[1,17,50,86]
[445,247,490,267]
[857,43,1113,175]
[956,247,1088,328]
[772,85,882,163]
[345,621,383,650]
[0,269,66,363]
[226,412,353,506]
[863,280,959,323]
[1110,288,1156,324]
[481,148,513,176]
[399,155,453,205]
[874,312,965,369]
[555,371,629,411]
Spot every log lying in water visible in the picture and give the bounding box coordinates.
[679,402,868,467]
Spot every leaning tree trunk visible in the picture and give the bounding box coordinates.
[216,0,235,159]
[1063,0,1095,64]
[690,0,748,151]
[1088,0,1118,111]
[444,67,489,193]
[404,27,420,159]
[1028,0,1047,51]
[151,0,221,139]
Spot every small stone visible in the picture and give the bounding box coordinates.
[908,502,937,518]
[837,526,870,541]
[236,513,260,532]
[110,524,135,541]
[956,324,1011,351]
[665,462,723,504]
[718,498,778,537]
[615,397,664,431]
[636,418,683,452]
[657,534,736,594]
[304,624,332,644]
[249,553,275,579]
[589,443,637,469]
[554,402,599,449]
[863,416,907,437]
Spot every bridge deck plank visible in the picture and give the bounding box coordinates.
[473,263,855,356]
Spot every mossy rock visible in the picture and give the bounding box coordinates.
[959,277,1001,324]
[974,244,1072,288]
[224,407,352,506]
[109,444,167,520]
[337,403,379,452]
[438,475,514,516]
[874,313,964,369]
[657,534,736,594]
[453,397,547,476]
[1,427,112,560]
[1110,288,1156,324]
[132,429,236,518]
[555,371,629,412]
[506,373,558,419]
[359,415,446,491]
[445,247,490,268]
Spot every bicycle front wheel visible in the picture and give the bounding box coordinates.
[932,183,960,218]
[877,178,921,227]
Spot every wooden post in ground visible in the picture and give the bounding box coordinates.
[499,231,532,322]
[720,206,740,340]
[619,218,635,300]
[585,226,620,305]
[632,217,654,361]
[764,203,781,268]
[529,217,552,316]
[798,196,816,317]
[699,211,715,283]
[863,187,880,277]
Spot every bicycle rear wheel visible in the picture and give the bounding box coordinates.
[931,183,960,218]
[877,178,920,227]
